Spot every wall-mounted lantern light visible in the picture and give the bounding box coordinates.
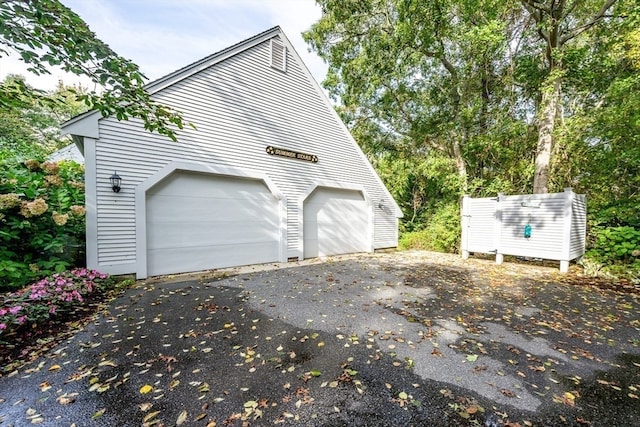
[109,171,122,193]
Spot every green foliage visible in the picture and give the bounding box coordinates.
[0,268,112,341]
[309,0,639,275]
[376,152,463,232]
[0,0,187,141]
[305,0,527,189]
[0,75,87,160]
[0,158,85,290]
[399,201,461,253]
[586,226,640,265]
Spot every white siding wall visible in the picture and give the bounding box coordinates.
[570,194,587,260]
[499,194,567,259]
[91,35,398,273]
[464,197,498,253]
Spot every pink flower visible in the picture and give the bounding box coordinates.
[49,305,56,314]
[0,308,7,316]
[9,305,22,315]
[0,323,6,330]
[16,316,27,324]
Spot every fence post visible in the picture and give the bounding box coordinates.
[461,195,470,259]
[495,193,504,265]
[559,188,574,273]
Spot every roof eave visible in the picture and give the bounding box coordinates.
[61,110,100,139]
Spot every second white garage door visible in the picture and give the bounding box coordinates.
[303,187,370,258]
[146,171,281,276]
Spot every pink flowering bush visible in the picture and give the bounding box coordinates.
[0,268,112,341]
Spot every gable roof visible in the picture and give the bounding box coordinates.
[62,26,299,137]
[146,26,287,94]
[47,142,84,163]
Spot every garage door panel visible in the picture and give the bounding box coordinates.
[303,187,369,258]
[148,221,279,249]
[148,241,279,277]
[148,195,275,219]
[150,205,276,224]
[149,174,271,196]
[148,211,279,233]
[146,171,280,276]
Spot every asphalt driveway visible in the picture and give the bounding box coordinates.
[0,251,638,426]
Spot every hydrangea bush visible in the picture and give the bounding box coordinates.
[0,268,111,340]
[0,158,85,290]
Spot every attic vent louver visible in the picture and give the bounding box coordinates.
[270,39,287,72]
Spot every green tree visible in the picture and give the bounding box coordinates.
[552,2,639,224]
[517,0,619,193]
[306,0,640,273]
[0,75,86,161]
[0,0,186,141]
[305,0,536,195]
[0,75,87,156]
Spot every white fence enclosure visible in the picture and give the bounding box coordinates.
[461,188,587,272]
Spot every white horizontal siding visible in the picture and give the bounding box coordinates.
[466,198,497,253]
[375,209,398,248]
[500,196,566,259]
[570,195,587,259]
[92,34,398,271]
[462,190,587,265]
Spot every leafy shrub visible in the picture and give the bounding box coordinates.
[586,226,640,264]
[583,226,640,282]
[0,158,85,290]
[0,268,112,342]
[399,201,461,253]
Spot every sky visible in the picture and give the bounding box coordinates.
[0,0,328,91]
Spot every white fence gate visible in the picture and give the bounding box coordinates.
[461,188,587,272]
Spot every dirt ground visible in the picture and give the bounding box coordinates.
[0,251,638,426]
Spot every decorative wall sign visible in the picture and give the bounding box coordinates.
[266,146,318,163]
[520,198,542,208]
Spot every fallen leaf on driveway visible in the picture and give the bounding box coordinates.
[140,384,153,394]
[176,410,188,425]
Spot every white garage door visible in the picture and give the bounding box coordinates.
[146,171,280,276]
[303,187,370,258]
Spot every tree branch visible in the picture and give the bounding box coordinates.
[521,1,550,40]
[522,0,551,13]
[561,0,617,44]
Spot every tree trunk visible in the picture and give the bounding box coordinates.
[452,137,468,193]
[533,75,561,194]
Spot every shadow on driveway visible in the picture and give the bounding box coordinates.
[0,251,639,426]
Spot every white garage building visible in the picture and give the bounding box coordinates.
[62,27,402,279]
